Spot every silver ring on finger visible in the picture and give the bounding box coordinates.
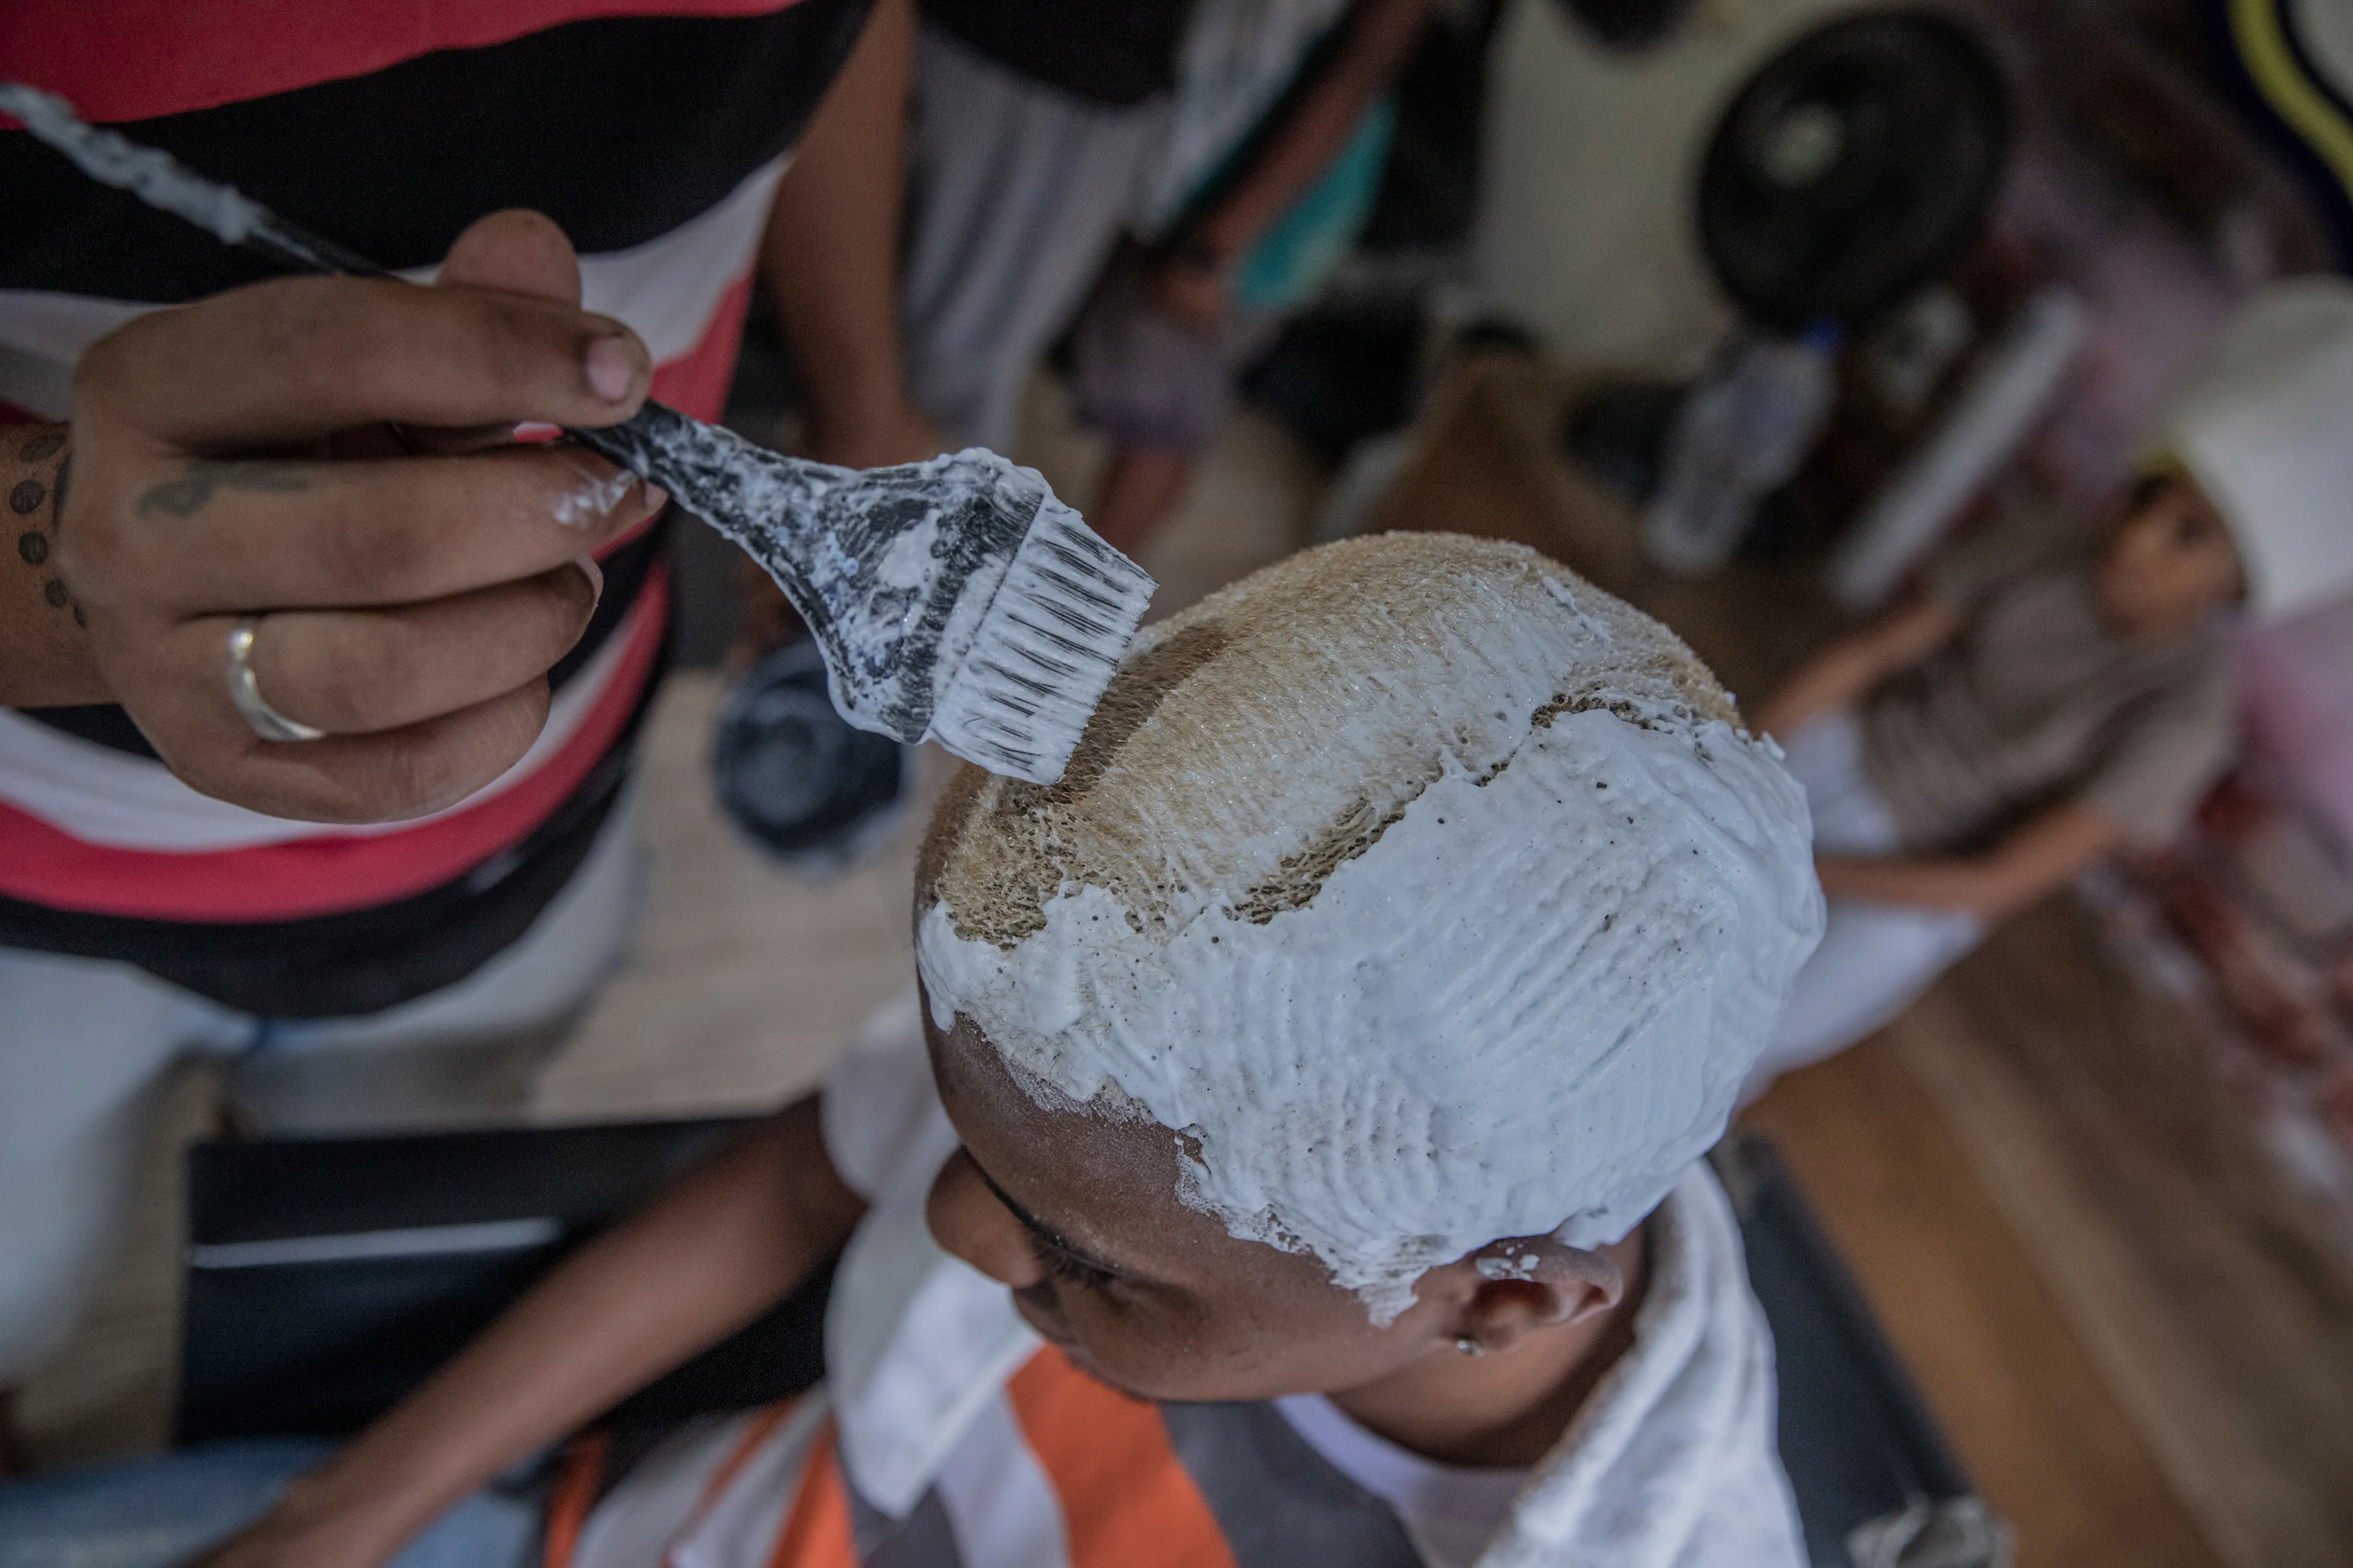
[224,617,327,743]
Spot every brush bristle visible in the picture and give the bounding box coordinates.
[928,498,1155,784]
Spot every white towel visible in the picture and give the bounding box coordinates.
[820,996,1806,1566]
[1477,1165,1806,1567]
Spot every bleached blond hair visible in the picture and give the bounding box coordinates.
[917,533,1821,1321]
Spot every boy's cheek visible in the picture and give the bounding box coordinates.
[1066,1304,1293,1404]
[1063,1333,1204,1401]
[1053,1297,1195,1396]
[1010,1281,1080,1346]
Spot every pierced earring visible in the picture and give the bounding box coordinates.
[1454,1336,1485,1358]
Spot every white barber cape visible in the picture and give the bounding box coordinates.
[577,993,1806,1568]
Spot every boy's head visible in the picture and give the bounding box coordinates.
[2145,277,2353,628]
[913,534,1821,1398]
[2095,467,2243,637]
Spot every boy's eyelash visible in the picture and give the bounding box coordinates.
[1032,1235,1118,1291]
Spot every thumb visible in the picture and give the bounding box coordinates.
[436,209,584,306]
[400,209,641,452]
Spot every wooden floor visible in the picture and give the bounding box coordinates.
[1388,354,2353,1568]
[1907,911,2353,1568]
[1744,1040,2226,1568]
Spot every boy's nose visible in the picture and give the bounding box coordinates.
[925,1148,1046,1289]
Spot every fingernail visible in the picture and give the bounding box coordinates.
[584,334,638,402]
[573,553,605,608]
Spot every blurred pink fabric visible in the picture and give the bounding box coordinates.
[2238,598,2353,847]
[1995,144,2244,511]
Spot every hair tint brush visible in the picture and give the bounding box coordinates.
[1,82,1154,786]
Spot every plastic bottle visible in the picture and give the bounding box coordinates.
[1641,324,1841,575]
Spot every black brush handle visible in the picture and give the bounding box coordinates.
[558,400,730,500]
[236,211,403,283]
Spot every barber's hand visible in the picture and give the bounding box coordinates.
[60,209,664,824]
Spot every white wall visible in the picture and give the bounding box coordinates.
[1474,0,1868,373]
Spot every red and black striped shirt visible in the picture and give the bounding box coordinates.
[0,0,871,1014]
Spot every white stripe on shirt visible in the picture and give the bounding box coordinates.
[0,153,788,416]
[0,582,649,852]
[934,1388,1074,1568]
[572,1400,830,1568]
[670,1399,828,1568]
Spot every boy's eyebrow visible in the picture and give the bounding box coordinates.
[968,1154,1137,1280]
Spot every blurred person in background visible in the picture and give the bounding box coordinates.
[0,0,936,1468]
[1742,278,2353,1100]
[1069,0,1698,555]
[896,0,1199,458]
[1069,0,1447,554]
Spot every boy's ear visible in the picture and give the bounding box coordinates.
[1453,1237,1626,1356]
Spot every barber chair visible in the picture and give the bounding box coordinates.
[1712,1133,2008,1567]
[179,1123,2002,1566]
[175,1118,829,1446]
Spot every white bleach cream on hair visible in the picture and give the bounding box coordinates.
[916,534,1821,1322]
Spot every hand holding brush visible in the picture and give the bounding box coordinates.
[1,82,1153,800]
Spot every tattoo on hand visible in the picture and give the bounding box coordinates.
[11,428,80,621]
[137,459,310,519]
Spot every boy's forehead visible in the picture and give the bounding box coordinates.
[923,1005,1338,1291]
[925,1008,1180,1193]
